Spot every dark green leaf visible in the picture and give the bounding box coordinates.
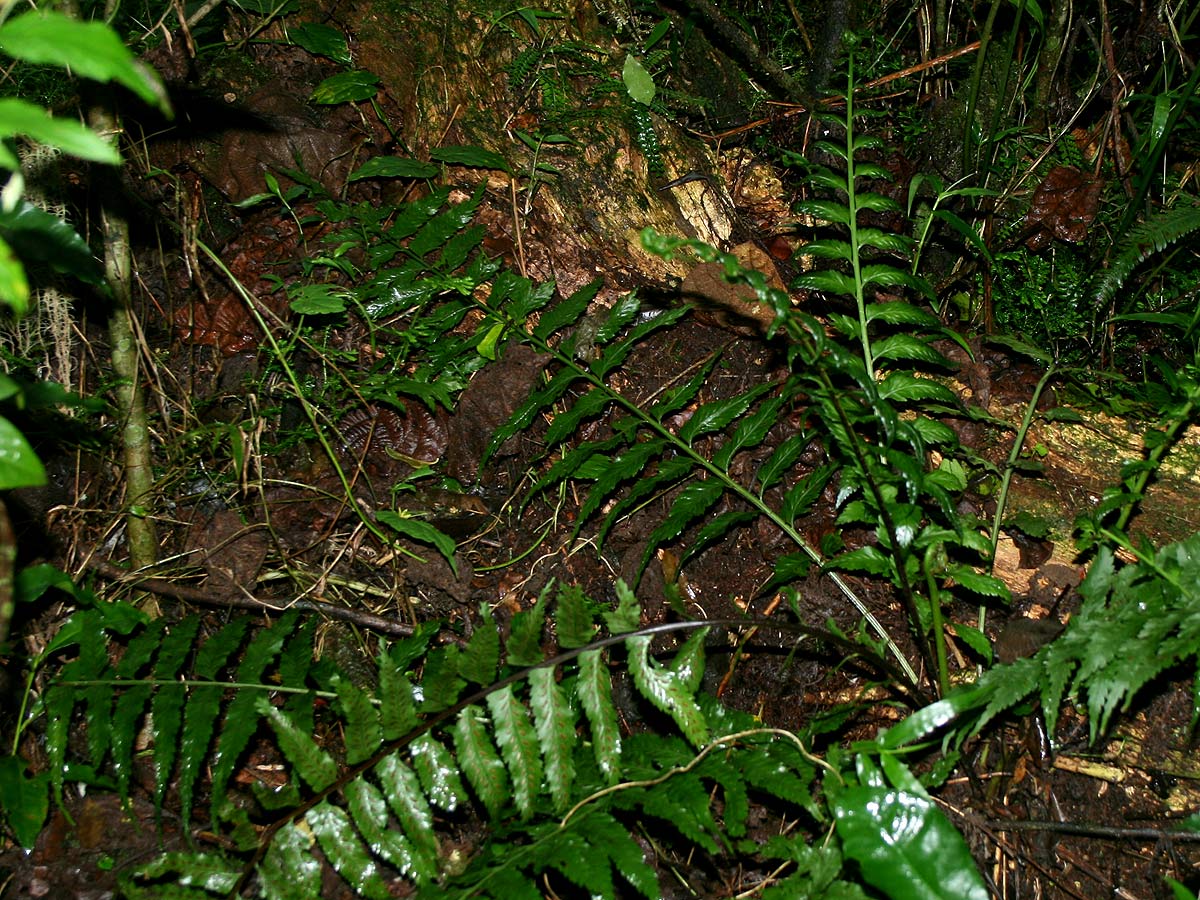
[311,70,379,104]
[287,22,350,64]
[0,756,47,848]
[349,156,439,181]
[0,12,167,110]
[0,201,102,285]
[430,144,510,173]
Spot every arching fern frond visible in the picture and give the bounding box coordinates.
[1092,202,1200,309]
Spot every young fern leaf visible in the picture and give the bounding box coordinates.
[150,615,199,818]
[308,801,393,900]
[258,823,322,898]
[487,685,543,818]
[529,665,576,812]
[374,753,439,878]
[454,704,509,818]
[627,632,709,746]
[577,648,622,783]
[333,676,382,766]
[1093,203,1200,308]
[260,699,338,791]
[211,612,301,813]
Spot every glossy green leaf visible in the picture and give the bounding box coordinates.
[0,12,168,111]
[555,582,596,649]
[0,201,102,286]
[834,784,988,900]
[261,699,338,791]
[0,415,45,489]
[259,821,321,899]
[375,753,438,878]
[308,801,391,900]
[311,70,379,104]
[349,156,439,181]
[344,776,428,880]
[487,684,542,818]
[0,755,47,848]
[622,54,656,104]
[287,22,350,64]
[430,144,510,173]
[409,734,467,811]
[454,704,508,818]
[377,510,458,576]
[0,234,29,315]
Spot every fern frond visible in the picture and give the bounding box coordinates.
[1098,204,1200,307]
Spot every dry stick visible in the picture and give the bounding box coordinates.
[86,559,424,639]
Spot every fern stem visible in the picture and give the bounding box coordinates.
[495,312,917,684]
[842,57,874,380]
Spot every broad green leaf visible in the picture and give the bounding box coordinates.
[377,510,458,576]
[0,235,28,315]
[430,144,511,173]
[0,755,47,848]
[834,784,988,900]
[349,156,439,181]
[453,704,508,818]
[0,201,102,286]
[0,12,168,111]
[622,54,656,104]
[757,431,814,492]
[287,22,350,64]
[0,415,45,489]
[0,98,117,165]
[311,70,379,104]
[288,283,350,315]
[487,685,542,818]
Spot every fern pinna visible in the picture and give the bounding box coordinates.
[41,580,888,898]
